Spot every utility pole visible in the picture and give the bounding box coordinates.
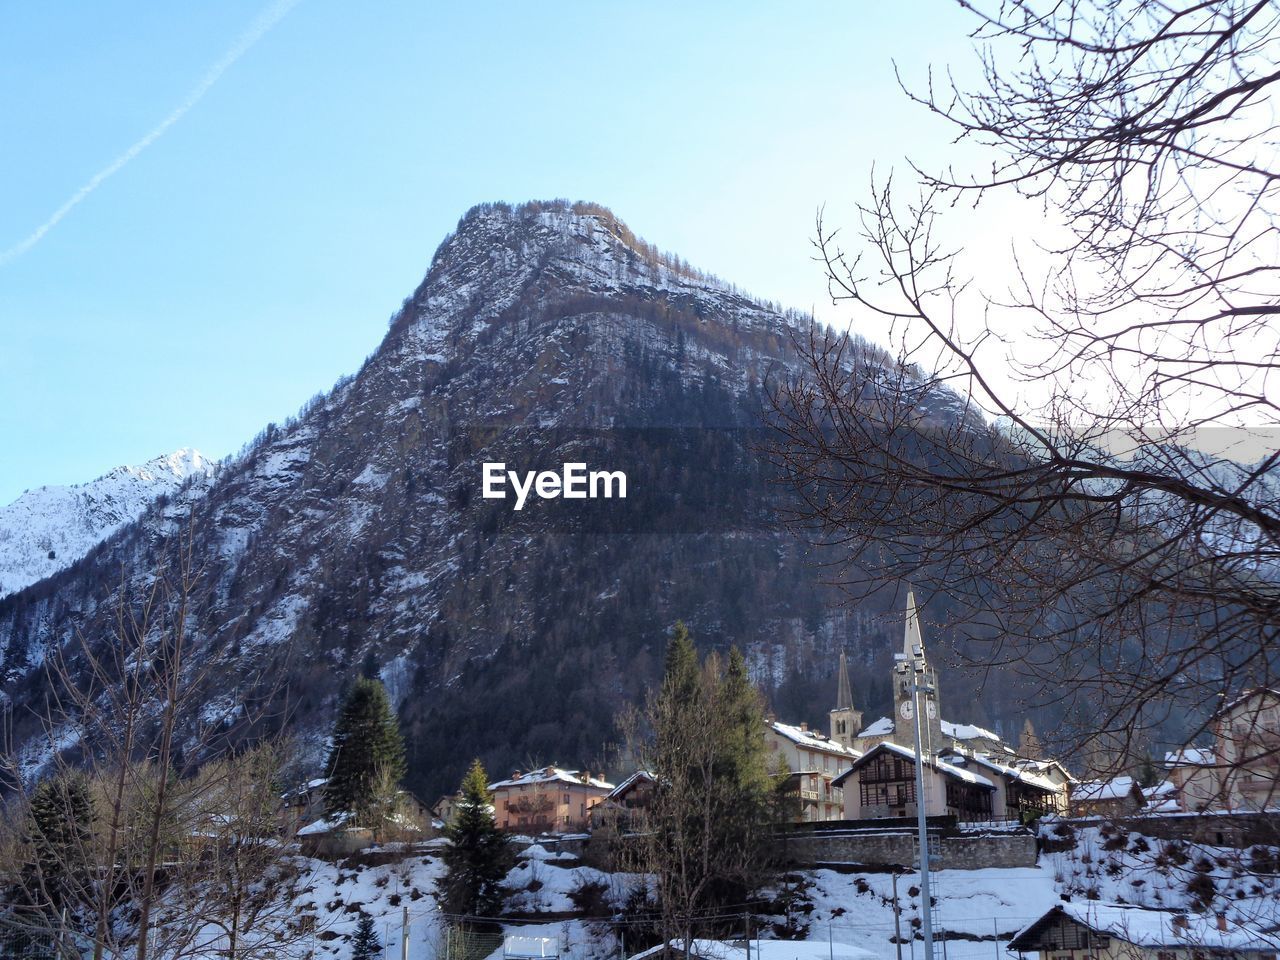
[401,906,409,960]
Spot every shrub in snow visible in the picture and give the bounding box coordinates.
[1186,871,1216,911]
[568,878,611,917]
[1102,830,1129,851]
[1250,846,1279,875]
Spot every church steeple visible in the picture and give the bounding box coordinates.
[891,589,943,753]
[829,650,862,748]
[836,650,853,710]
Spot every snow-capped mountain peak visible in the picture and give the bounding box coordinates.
[0,448,218,597]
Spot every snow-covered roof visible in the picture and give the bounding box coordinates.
[606,770,656,800]
[297,812,351,836]
[855,716,1004,746]
[1165,746,1216,767]
[1142,779,1181,812]
[855,716,894,738]
[941,719,1002,743]
[769,721,861,758]
[835,741,994,789]
[628,939,878,960]
[1010,902,1280,952]
[1216,687,1280,718]
[944,751,1060,793]
[490,766,614,790]
[1013,757,1076,782]
[1073,776,1141,802]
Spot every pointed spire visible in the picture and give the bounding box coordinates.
[836,650,853,710]
[904,588,924,662]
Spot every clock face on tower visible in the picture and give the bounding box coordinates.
[926,701,937,720]
[899,700,914,720]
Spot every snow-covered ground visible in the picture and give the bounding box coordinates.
[0,448,216,596]
[274,825,1280,960]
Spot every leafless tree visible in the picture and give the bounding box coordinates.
[770,0,1280,802]
[0,525,310,960]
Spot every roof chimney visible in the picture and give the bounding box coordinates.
[512,771,521,780]
[1172,915,1188,936]
[1217,913,1228,933]
[800,721,809,732]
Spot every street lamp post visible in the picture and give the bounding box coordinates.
[897,657,936,960]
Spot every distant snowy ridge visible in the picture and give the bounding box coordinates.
[0,448,217,597]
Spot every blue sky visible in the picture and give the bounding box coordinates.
[0,2,978,503]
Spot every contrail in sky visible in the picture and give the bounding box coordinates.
[0,0,302,267]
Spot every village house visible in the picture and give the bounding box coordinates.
[939,748,1065,820]
[430,792,460,829]
[833,740,997,821]
[1161,747,1220,812]
[278,776,329,832]
[1008,902,1279,960]
[294,787,432,856]
[1014,756,1076,797]
[1070,775,1147,818]
[1215,688,1280,812]
[490,766,614,834]
[1150,688,1280,814]
[589,770,657,831]
[765,659,864,822]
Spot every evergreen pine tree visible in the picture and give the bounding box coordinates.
[643,625,776,941]
[708,646,771,908]
[22,772,94,915]
[657,622,700,742]
[324,678,407,825]
[350,913,381,960]
[718,647,770,801]
[441,759,513,917]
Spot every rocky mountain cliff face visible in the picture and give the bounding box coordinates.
[0,449,216,597]
[0,201,1017,797]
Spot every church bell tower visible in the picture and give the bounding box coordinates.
[829,650,862,748]
[892,589,944,755]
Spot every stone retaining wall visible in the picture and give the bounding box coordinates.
[775,828,1038,870]
[1065,811,1280,848]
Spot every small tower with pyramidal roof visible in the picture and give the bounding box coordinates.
[829,650,862,749]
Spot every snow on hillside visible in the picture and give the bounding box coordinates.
[0,448,216,596]
[266,827,1280,960]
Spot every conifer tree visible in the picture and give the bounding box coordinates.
[635,625,774,947]
[350,913,381,960]
[441,759,512,917]
[323,678,407,824]
[658,622,700,745]
[22,772,94,916]
[718,647,770,802]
